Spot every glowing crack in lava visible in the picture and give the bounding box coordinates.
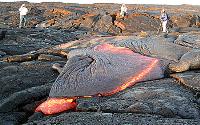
[35,44,162,115]
[94,44,160,96]
[101,59,158,96]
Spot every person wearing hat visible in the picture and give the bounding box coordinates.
[160,9,169,33]
[19,4,28,28]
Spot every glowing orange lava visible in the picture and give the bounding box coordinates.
[35,98,77,115]
[101,59,159,96]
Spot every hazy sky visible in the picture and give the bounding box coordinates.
[0,0,200,5]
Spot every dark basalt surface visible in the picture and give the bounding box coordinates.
[76,78,199,119]
[171,70,200,91]
[25,112,200,125]
[0,2,200,125]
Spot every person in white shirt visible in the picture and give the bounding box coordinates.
[120,4,127,18]
[160,9,169,33]
[19,4,28,28]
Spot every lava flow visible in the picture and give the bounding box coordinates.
[35,44,161,115]
[101,59,159,96]
[35,98,77,115]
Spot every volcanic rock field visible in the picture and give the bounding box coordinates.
[1,1,200,125]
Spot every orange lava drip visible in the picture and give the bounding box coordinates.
[35,98,77,115]
[94,44,133,55]
[101,59,158,96]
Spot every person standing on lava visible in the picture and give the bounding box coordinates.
[19,4,28,28]
[160,9,169,33]
[120,3,128,19]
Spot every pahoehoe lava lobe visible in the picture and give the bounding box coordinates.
[49,44,164,98]
[169,49,200,72]
[109,36,190,61]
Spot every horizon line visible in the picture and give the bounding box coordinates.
[0,0,200,5]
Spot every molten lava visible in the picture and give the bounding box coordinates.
[35,98,77,115]
[101,59,159,96]
[36,44,162,115]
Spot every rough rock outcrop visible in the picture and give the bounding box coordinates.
[171,70,200,91]
[174,32,200,49]
[169,49,200,72]
[0,61,58,100]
